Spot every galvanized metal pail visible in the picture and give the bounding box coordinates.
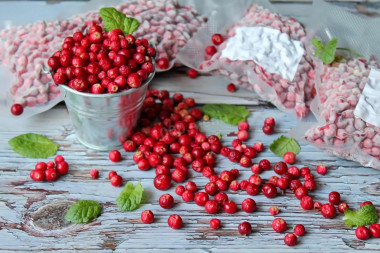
[59,72,154,151]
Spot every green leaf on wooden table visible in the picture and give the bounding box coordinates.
[116,182,144,211]
[99,7,140,35]
[201,104,250,125]
[269,135,300,157]
[65,200,102,224]
[8,133,58,158]
[343,204,378,228]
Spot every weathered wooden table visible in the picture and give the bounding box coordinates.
[1,1,380,252]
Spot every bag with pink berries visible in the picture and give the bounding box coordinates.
[291,0,380,169]
[177,0,316,118]
[0,0,207,118]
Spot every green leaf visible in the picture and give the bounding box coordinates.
[312,38,323,57]
[269,135,301,157]
[201,104,250,125]
[99,7,140,35]
[343,204,378,228]
[116,182,144,211]
[8,133,58,158]
[320,38,337,65]
[64,200,102,224]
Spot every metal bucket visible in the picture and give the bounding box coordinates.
[59,72,154,151]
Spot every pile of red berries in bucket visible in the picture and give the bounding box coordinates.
[47,24,155,94]
[30,155,69,182]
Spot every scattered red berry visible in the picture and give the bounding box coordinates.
[356,226,371,240]
[168,214,183,229]
[227,83,236,92]
[284,233,297,246]
[194,192,209,206]
[283,152,296,164]
[109,150,121,162]
[272,218,287,233]
[316,165,327,175]
[360,201,373,208]
[153,174,171,190]
[182,190,195,202]
[159,193,174,209]
[338,203,349,213]
[223,200,238,214]
[175,185,185,196]
[269,206,280,215]
[294,224,306,236]
[328,191,341,205]
[141,210,154,224]
[10,104,24,116]
[300,195,313,210]
[238,221,252,235]
[45,168,58,181]
[110,175,123,187]
[262,183,277,198]
[187,68,198,78]
[241,198,256,213]
[369,224,380,238]
[30,170,45,181]
[56,161,69,175]
[205,200,220,214]
[210,218,221,229]
[90,169,99,179]
[108,171,117,179]
[321,203,337,219]
[262,124,274,135]
[211,34,223,45]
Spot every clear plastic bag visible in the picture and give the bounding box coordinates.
[292,0,380,169]
[0,0,207,118]
[177,0,316,118]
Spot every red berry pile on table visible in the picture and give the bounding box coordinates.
[30,155,69,182]
[47,25,155,94]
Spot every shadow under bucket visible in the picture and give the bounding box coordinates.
[59,72,154,151]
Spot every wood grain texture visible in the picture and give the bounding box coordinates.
[1,77,380,252]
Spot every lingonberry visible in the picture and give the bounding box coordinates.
[187,68,198,78]
[56,161,69,176]
[338,203,349,213]
[141,210,154,224]
[54,155,65,164]
[227,83,236,92]
[239,180,249,190]
[304,179,316,191]
[246,183,259,196]
[238,156,251,168]
[269,206,280,215]
[108,171,117,180]
[294,224,306,236]
[249,174,262,187]
[289,179,302,192]
[155,165,170,176]
[153,174,171,190]
[244,147,256,159]
[194,192,209,206]
[360,201,373,208]
[229,180,240,191]
[137,159,150,171]
[294,186,308,200]
[168,214,183,229]
[202,166,215,178]
[262,183,277,198]
[272,218,287,233]
[30,170,45,181]
[220,170,233,183]
[45,168,58,181]
[148,153,162,167]
[316,165,327,175]
[205,200,220,214]
[237,130,249,141]
[238,221,252,235]
[159,193,174,209]
[35,162,47,171]
[268,176,279,186]
[10,104,24,116]
[321,203,337,219]
[211,33,223,45]
[214,192,228,205]
[300,195,314,210]
[273,161,288,175]
[356,226,370,240]
[109,150,121,162]
[314,201,322,212]
[283,152,296,164]
[205,45,217,55]
[209,175,219,183]
[328,191,341,205]
[300,167,311,177]
[287,166,300,178]
[184,181,197,192]
[90,169,99,179]
[241,198,256,213]
[369,224,380,238]
[264,117,275,126]
[182,190,195,202]
[284,233,297,246]
[223,200,238,214]
[110,175,123,187]
[304,174,314,181]
[230,168,239,179]
[253,142,264,152]
[210,218,221,229]
[156,57,170,69]
[262,124,274,135]
[171,168,187,183]
[216,179,228,191]
[276,178,289,190]
[259,159,271,170]
[251,164,262,174]
[174,186,185,197]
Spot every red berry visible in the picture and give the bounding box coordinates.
[205,182,218,196]
[283,152,296,164]
[294,186,308,200]
[205,200,220,214]
[300,167,311,177]
[35,162,47,171]
[56,161,69,176]
[262,124,274,135]
[360,201,373,208]
[251,164,261,174]
[153,174,171,190]
[211,34,223,45]
[314,201,322,212]
[264,117,275,126]
[284,233,297,246]
[226,83,236,92]
[287,166,300,178]
[205,45,217,55]
[249,174,262,187]
[10,104,24,116]
[229,180,240,191]
[182,190,194,202]
[108,171,117,179]
[273,161,288,175]
[239,180,249,190]
[187,68,198,78]
[246,183,259,196]
[210,218,221,229]
[194,192,209,206]
[171,168,187,183]
[294,224,306,236]
[47,161,55,168]
[289,179,302,192]
[214,192,228,205]
[110,175,123,187]
[241,198,256,213]
[356,226,371,240]
[316,165,327,175]
[262,183,277,198]
[159,193,174,209]
[272,218,287,233]
[276,178,289,190]
[321,203,337,219]
[168,214,183,229]
[90,169,99,179]
[45,168,58,181]
[259,159,271,170]
[253,142,264,152]
[238,221,252,235]
[338,203,349,213]
[369,224,380,238]
[156,57,170,70]
[127,73,142,88]
[269,206,280,215]
[223,200,237,214]
[300,195,313,210]
[328,191,341,205]
[55,155,65,164]
[141,210,154,224]
[109,150,121,162]
[175,185,185,196]
[30,170,45,181]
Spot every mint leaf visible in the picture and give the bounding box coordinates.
[343,204,378,228]
[312,38,323,57]
[116,182,144,211]
[64,200,102,224]
[320,38,337,65]
[8,133,58,158]
[99,7,140,35]
[201,104,250,125]
[269,135,300,157]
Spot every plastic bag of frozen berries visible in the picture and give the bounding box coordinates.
[0,0,207,118]
[177,0,316,118]
[291,0,380,169]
